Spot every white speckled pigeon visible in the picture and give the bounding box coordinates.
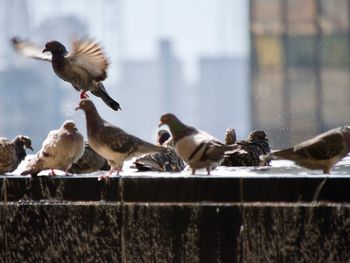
[21,120,84,176]
[132,130,185,172]
[261,126,350,174]
[11,37,121,111]
[68,142,110,174]
[159,113,234,175]
[75,99,168,176]
[222,130,271,166]
[0,135,33,174]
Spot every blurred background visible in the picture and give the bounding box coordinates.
[0,0,349,150]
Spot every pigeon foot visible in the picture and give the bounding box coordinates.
[80,91,89,99]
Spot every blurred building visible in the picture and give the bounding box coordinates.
[197,56,250,139]
[250,0,350,148]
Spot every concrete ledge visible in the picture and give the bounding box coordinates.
[1,202,350,262]
[1,175,350,202]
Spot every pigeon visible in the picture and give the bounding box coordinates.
[21,120,84,176]
[11,37,121,111]
[222,130,271,166]
[0,135,33,174]
[132,130,185,172]
[261,126,350,174]
[224,128,237,145]
[159,113,234,175]
[75,99,168,176]
[68,142,110,174]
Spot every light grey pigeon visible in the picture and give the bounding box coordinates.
[68,142,110,174]
[11,37,121,111]
[21,120,84,176]
[222,130,271,167]
[0,135,33,174]
[159,113,234,175]
[261,126,350,174]
[132,130,185,172]
[75,99,168,176]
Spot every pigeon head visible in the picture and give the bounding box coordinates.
[62,120,78,132]
[14,135,33,151]
[157,130,171,146]
[75,99,96,112]
[248,130,268,143]
[43,41,68,55]
[225,128,236,145]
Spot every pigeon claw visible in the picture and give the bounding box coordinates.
[80,91,89,99]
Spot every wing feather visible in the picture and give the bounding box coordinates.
[11,37,52,61]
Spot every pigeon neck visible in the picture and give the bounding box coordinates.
[13,139,27,161]
[168,120,194,143]
[51,53,65,67]
[84,107,104,135]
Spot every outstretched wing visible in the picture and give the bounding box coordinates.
[67,38,109,81]
[11,37,52,61]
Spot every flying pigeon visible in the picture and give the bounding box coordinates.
[132,130,185,172]
[11,37,121,111]
[21,120,84,176]
[222,130,271,166]
[0,135,33,174]
[159,113,234,175]
[261,126,350,174]
[75,99,168,176]
[68,142,110,174]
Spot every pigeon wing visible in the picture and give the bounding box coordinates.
[294,132,345,160]
[11,37,52,61]
[67,38,109,81]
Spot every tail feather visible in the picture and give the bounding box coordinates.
[92,82,121,111]
[260,147,296,162]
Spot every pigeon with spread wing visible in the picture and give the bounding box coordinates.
[11,37,121,111]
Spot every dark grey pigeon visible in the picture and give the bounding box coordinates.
[159,113,234,175]
[132,130,185,172]
[11,37,121,111]
[261,126,350,174]
[76,99,168,176]
[0,135,33,174]
[222,130,271,167]
[68,142,110,174]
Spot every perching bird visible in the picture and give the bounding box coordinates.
[11,37,121,111]
[132,130,185,172]
[0,135,33,174]
[159,113,234,175]
[68,142,110,174]
[222,130,271,167]
[261,126,350,174]
[224,128,237,145]
[21,120,84,176]
[75,99,168,176]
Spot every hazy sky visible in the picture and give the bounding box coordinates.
[30,0,249,81]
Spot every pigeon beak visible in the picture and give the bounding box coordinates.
[27,146,34,151]
[42,48,48,53]
[158,122,164,128]
[75,106,81,111]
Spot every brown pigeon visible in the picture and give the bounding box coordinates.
[222,130,271,166]
[261,126,350,174]
[132,130,185,172]
[75,99,168,176]
[224,127,237,145]
[21,120,84,176]
[0,135,33,174]
[11,37,121,111]
[159,113,234,175]
[68,142,110,174]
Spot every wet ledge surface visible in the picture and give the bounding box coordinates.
[1,157,350,262]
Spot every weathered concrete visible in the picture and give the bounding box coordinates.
[1,202,350,262]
